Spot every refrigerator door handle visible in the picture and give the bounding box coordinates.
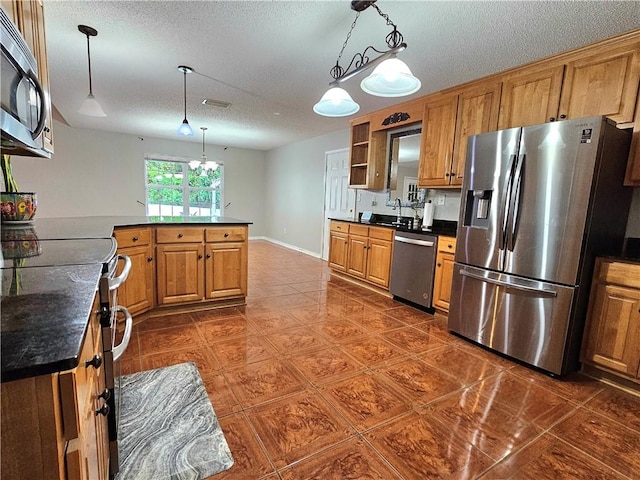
[506,154,525,252]
[498,154,517,252]
[459,268,558,297]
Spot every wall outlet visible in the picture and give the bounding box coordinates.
[435,194,446,206]
[371,199,377,206]
[283,227,287,234]
[357,192,362,201]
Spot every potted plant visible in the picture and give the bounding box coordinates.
[1,154,37,222]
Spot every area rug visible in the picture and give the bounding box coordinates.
[115,362,234,480]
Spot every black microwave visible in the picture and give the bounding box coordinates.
[0,8,49,158]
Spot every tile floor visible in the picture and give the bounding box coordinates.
[119,240,640,479]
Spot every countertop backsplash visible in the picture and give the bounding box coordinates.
[356,189,461,222]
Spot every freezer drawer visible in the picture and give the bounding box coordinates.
[448,263,576,375]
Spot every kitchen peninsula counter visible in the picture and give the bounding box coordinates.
[1,215,252,382]
[329,217,457,237]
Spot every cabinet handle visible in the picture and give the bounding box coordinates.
[437,263,442,267]
[198,254,203,259]
[448,244,453,249]
[549,117,556,122]
[98,389,111,401]
[559,114,566,119]
[445,173,450,177]
[85,355,102,369]
[206,253,211,259]
[147,256,153,262]
[224,232,229,237]
[450,172,455,177]
[96,404,110,417]
[132,236,138,242]
[178,233,184,238]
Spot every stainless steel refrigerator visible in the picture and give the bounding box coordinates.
[448,116,633,375]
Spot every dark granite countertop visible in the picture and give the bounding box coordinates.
[1,263,102,382]
[330,216,457,237]
[1,215,252,383]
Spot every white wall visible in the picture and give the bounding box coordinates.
[264,128,350,255]
[9,121,267,236]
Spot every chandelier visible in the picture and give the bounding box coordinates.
[189,127,218,173]
[314,1,421,117]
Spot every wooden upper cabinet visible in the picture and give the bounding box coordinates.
[559,44,640,123]
[498,65,565,129]
[418,95,458,188]
[451,81,502,186]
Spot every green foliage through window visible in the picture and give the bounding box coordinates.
[145,159,223,217]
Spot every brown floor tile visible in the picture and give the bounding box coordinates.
[191,307,244,322]
[290,280,328,293]
[247,284,300,299]
[357,293,404,311]
[288,346,365,386]
[340,335,407,367]
[135,312,193,331]
[510,365,605,403]
[420,344,505,385]
[137,324,204,355]
[475,371,578,429]
[279,437,402,479]
[414,318,459,342]
[216,412,276,479]
[550,407,640,478]
[327,298,368,317]
[266,326,332,353]
[314,318,368,342]
[245,311,302,333]
[225,358,307,408]
[140,344,219,372]
[375,357,463,406]
[421,386,541,461]
[381,326,446,354]
[384,305,434,325]
[348,310,406,332]
[479,433,628,479]
[210,335,277,369]
[456,342,519,370]
[585,386,640,433]
[365,411,493,479]
[118,355,141,375]
[320,372,411,431]
[286,304,345,325]
[201,371,242,417]
[196,315,259,343]
[247,390,354,468]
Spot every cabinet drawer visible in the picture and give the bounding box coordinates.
[438,236,457,253]
[205,226,247,243]
[156,227,204,244]
[349,224,369,237]
[597,259,640,289]
[369,226,394,241]
[330,221,350,233]
[114,227,151,248]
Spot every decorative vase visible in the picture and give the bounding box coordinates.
[0,192,37,222]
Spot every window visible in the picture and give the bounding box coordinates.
[145,157,223,217]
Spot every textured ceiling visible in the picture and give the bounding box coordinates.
[43,1,640,151]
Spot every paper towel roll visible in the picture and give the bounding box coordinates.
[423,202,434,229]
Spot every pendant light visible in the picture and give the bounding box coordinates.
[77,25,106,117]
[314,1,421,117]
[177,66,194,136]
[189,127,218,172]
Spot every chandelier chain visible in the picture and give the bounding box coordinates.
[337,12,360,65]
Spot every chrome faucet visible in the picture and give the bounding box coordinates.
[394,198,402,224]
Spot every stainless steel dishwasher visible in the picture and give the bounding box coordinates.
[389,231,437,309]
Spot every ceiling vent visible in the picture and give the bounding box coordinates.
[202,98,231,109]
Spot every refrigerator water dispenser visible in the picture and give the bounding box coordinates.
[463,190,492,228]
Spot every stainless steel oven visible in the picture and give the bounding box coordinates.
[98,253,132,478]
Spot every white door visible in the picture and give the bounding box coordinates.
[322,148,355,261]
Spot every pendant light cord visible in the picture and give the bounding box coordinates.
[85,33,93,95]
[183,70,188,119]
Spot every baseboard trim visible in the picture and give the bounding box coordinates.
[250,236,322,259]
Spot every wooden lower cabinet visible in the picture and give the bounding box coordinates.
[156,243,205,305]
[433,236,457,312]
[114,227,155,315]
[205,241,247,299]
[329,221,393,290]
[581,258,640,383]
[1,296,109,480]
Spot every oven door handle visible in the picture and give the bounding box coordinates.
[109,255,132,291]
[112,306,133,362]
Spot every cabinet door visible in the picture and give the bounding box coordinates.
[498,65,565,129]
[365,238,393,288]
[433,251,456,311]
[328,232,349,272]
[583,282,640,378]
[418,95,458,188]
[117,245,154,315]
[156,244,204,305]
[205,242,247,299]
[347,235,368,279]
[559,45,640,123]
[451,81,502,186]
